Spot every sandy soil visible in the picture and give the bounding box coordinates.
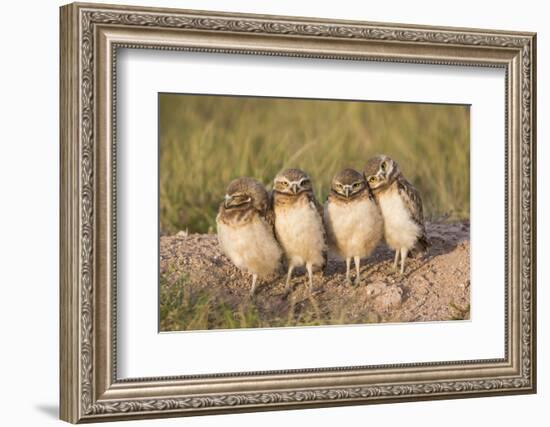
[160,221,470,328]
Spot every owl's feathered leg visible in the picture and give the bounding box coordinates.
[354,256,361,286]
[393,250,400,270]
[306,262,314,291]
[285,265,294,290]
[250,274,258,296]
[345,257,352,284]
[400,248,409,275]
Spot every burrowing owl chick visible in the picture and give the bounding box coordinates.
[364,155,430,274]
[216,177,283,295]
[272,168,326,292]
[324,168,383,286]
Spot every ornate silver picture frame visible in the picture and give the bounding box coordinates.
[60,2,536,423]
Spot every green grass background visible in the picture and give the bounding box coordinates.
[159,94,470,235]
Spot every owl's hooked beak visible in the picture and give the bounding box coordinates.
[290,182,299,194]
[342,185,352,198]
[223,194,232,208]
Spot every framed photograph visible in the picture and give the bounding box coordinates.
[60,2,537,423]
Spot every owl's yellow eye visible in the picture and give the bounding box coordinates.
[353,182,362,188]
[368,177,376,184]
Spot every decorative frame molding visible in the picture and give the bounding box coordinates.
[60,2,536,423]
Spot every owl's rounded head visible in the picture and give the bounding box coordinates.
[364,155,400,192]
[223,177,268,211]
[331,168,367,199]
[273,168,313,195]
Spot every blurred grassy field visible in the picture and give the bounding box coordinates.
[160,94,469,235]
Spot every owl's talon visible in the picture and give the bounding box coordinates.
[248,274,258,297]
[393,250,400,270]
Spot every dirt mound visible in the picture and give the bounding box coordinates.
[160,221,470,330]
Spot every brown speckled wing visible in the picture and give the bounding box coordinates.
[307,192,328,269]
[396,176,430,249]
[262,191,277,233]
[311,193,324,219]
